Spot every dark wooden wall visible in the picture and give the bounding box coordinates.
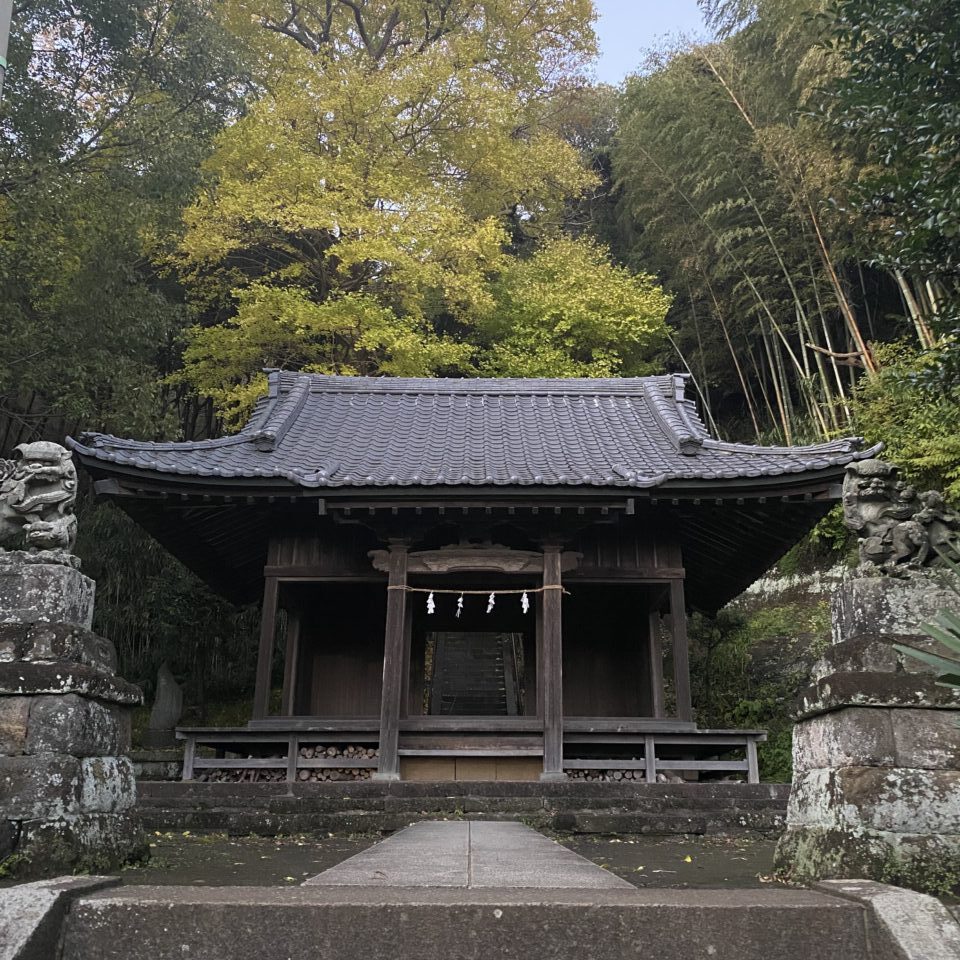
[562,584,657,716]
[267,514,683,581]
[267,523,383,578]
[289,583,386,716]
[568,516,682,579]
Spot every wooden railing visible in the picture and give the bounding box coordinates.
[176,719,766,783]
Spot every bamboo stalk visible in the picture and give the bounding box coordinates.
[704,276,763,442]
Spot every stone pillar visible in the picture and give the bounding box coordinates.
[0,553,146,878]
[774,572,960,891]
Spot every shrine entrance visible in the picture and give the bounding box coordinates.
[426,632,526,716]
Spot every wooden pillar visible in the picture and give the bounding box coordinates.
[373,542,408,781]
[252,576,279,720]
[540,545,566,781]
[669,578,693,723]
[534,593,544,719]
[399,600,414,718]
[280,607,301,716]
[647,609,665,719]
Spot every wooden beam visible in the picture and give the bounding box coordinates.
[373,542,409,780]
[540,546,566,781]
[252,576,279,720]
[280,607,301,716]
[647,610,665,719]
[669,579,693,723]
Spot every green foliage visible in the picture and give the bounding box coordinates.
[822,0,960,277]
[775,506,852,576]
[894,547,960,699]
[77,498,260,712]
[175,287,473,426]
[688,600,830,781]
[852,342,960,499]
[821,0,960,388]
[0,0,247,437]
[173,0,618,419]
[476,236,671,378]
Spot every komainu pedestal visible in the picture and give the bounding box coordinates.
[774,571,960,891]
[0,445,146,877]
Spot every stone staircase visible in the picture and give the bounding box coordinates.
[10,826,960,960]
[429,631,519,715]
[137,780,789,836]
[54,880,959,960]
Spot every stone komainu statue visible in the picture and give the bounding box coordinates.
[0,441,78,557]
[842,458,960,573]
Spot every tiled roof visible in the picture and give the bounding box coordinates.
[68,372,880,490]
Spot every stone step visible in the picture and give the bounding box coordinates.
[136,781,789,836]
[60,885,874,960]
[137,794,788,815]
[138,781,791,801]
[138,806,785,837]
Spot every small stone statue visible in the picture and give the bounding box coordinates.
[144,662,184,749]
[842,458,960,574]
[0,441,79,563]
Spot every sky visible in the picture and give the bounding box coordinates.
[592,0,712,85]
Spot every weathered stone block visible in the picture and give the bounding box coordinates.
[776,824,960,890]
[0,875,121,960]
[80,757,136,814]
[0,562,95,629]
[0,662,142,705]
[797,671,960,719]
[0,819,18,860]
[0,754,81,820]
[12,811,147,878]
[789,767,960,835]
[891,709,960,769]
[811,634,953,682]
[0,622,118,672]
[130,749,183,781]
[792,708,896,773]
[25,694,131,757]
[831,572,959,645]
[0,697,31,755]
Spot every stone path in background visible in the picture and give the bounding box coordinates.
[304,820,631,889]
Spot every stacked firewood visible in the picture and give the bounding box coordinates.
[296,743,378,782]
[196,766,286,783]
[565,768,644,782]
[193,743,379,782]
[298,744,378,762]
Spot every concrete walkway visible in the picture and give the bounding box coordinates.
[304,820,631,889]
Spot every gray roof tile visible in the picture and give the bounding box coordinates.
[68,372,880,490]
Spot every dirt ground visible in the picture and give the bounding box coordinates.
[557,834,781,889]
[115,829,780,889]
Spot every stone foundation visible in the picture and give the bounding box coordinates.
[775,573,960,893]
[0,558,146,877]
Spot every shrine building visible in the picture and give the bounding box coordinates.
[69,373,878,783]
